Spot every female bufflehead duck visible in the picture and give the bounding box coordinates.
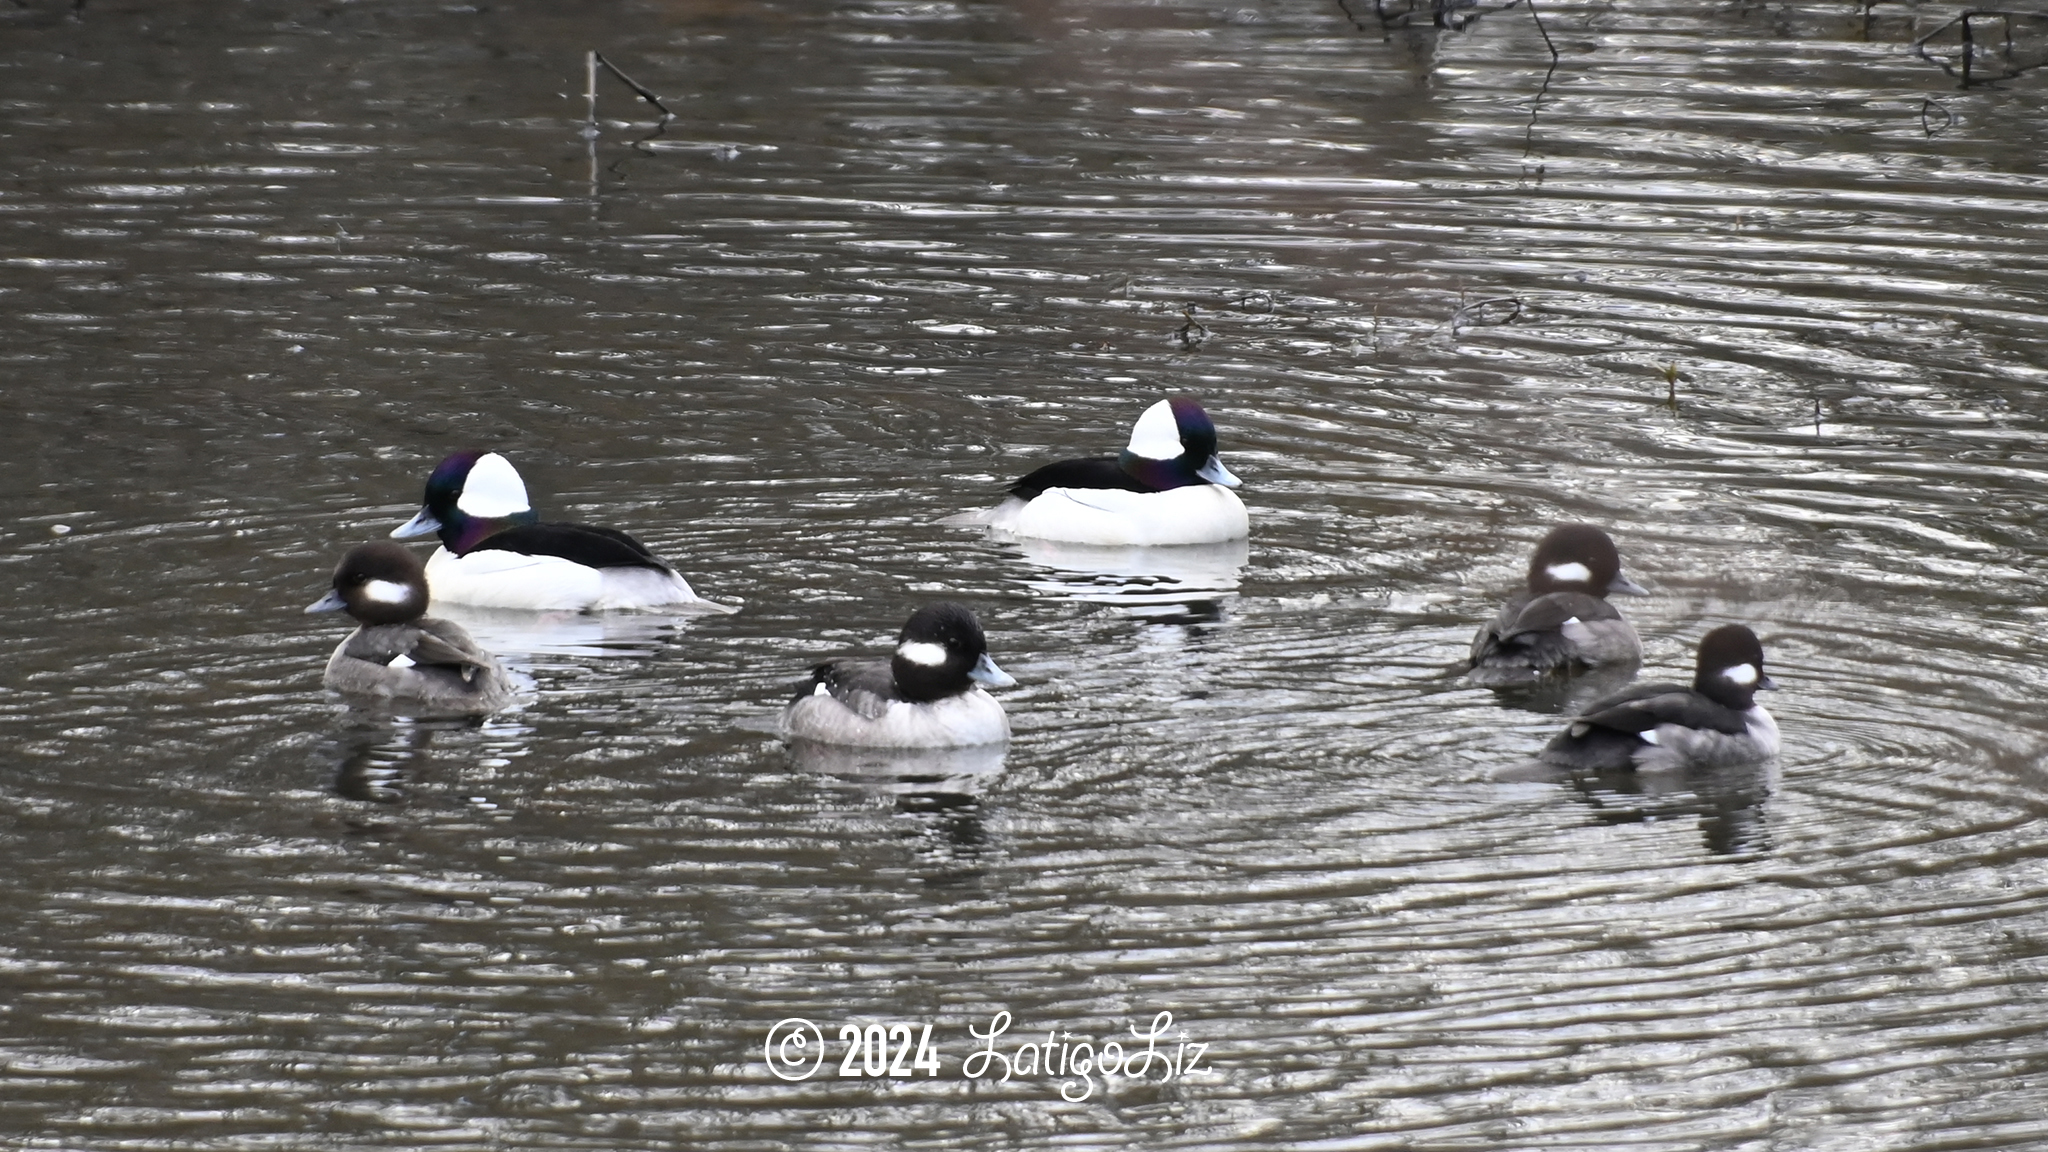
[390,450,729,613]
[1538,624,1780,772]
[305,541,514,717]
[781,603,1016,748]
[975,397,1247,546]
[1468,524,1648,685]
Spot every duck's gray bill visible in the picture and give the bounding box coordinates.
[390,509,442,539]
[1607,572,1650,596]
[1196,455,1241,488]
[969,653,1016,688]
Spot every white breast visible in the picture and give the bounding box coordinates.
[423,547,710,612]
[423,547,606,610]
[1743,706,1782,758]
[992,485,1248,546]
[781,689,1010,748]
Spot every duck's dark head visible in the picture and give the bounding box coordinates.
[306,540,431,627]
[890,602,1015,702]
[1118,396,1241,492]
[1692,624,1776,709]
[1526,524,1647,598]
[390,450,538,553]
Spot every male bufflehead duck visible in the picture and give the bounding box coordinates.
[975,397,1248,546]
[305,541,514,717]
[781,603,1016,748]
[1538,624,1780,772]
[390,450,730,613]
[1468,524,1648,685]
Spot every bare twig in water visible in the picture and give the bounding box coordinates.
[1176,306,1210,350]
[584,51,678,187]
[593,52,676,120]
[1450,296,1522,334]
[1512,0,1559,59]
[1521,54,1559,172]
[1337,0,1552,43]
[1921,98,1954,135]
[1813,397,1822,437]
[1337,0,1561,161]
[1913,10,2048,87]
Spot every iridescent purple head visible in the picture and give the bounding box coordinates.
[389,450,538,554]
[1117,396,1241,492]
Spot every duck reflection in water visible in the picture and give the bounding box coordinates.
[1565,759,1782,858]
[428,601,685,663]
[788,740,1006,877]
[1498,747,1781,857]
[324,715,530,815]
[1007,536,1249,628]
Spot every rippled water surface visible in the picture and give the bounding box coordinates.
[7,0,2048,1147]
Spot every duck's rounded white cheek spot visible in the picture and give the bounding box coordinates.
[896,641,947,667]
[1723,663,1759,687]
[1125,399,1183,461]
[363,579,412,605]
[1544,561,1592,584]
[456,452,532,518]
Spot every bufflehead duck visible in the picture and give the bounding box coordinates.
[1468,524,1648,685]
[389,450,730,613]
[781,603,1016,748]
[1538,624,1781,772]
[973,397,1248,546]
[305,541,514,717]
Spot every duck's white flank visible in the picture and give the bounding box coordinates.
[989,484,1248,546]
[781,688,1011,748]
[1635,706,1780,773]
[422,547,720,612]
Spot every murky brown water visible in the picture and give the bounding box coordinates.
[7,0,2048,1147]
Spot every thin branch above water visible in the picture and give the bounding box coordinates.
[1913,10,2048,87]
[1336,0,1557,56]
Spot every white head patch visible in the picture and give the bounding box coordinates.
[896,641,948,667]
[1544,561,1592,585]
[363,579,413,605]
[456,452,532,519]
[1722,663,1760,687]
[1125,399,1184,462]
